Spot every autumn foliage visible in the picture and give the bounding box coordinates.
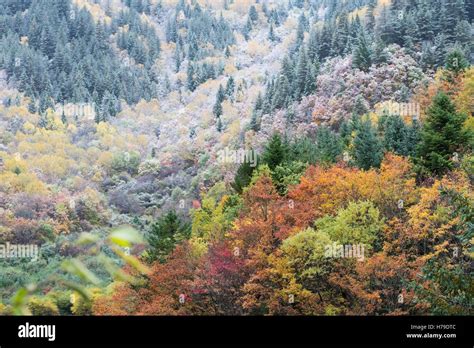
[94,152,473,315]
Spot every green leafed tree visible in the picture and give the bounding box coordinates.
[262,133,289,170]
[415,92,469,177]
[315,126,343,164]
[352,29,372,72]
[145,211,190,263]
[353,118,383,170]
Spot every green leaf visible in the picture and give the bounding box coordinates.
[109,226,144,247]
[112,246,151,275]
[62,281,92,301]
[98,254,136,284]
[62,259,101,286]
[76,232,100,246]
[11,287,32,316]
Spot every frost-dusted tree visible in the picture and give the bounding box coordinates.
[145,211,190,264]
[295,47,309,100]
[175,42,183,72]
[366,0,376,30]
[268,22,277,42]
[307,28,319,61]
[250,111,260,132]
[213,100,223,118]
[332,11,350,56]
[61,111,67,125]
[352,95,369,117]
[305,60,319,96]
[213,85,225,118]
[217,84,226,102]
[254,92,263,114]
[415,92,469,177]
[249,5,258,23]
[353,118,383,170]
[250,93,264,132]
[225,77,235,99]
[242,16,253,41]
[216,116,223,133]
[187,63,196,91]
[271,74,291,111]
[295,13,308,50]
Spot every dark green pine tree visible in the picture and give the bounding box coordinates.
[415,92,469,177]
[243,16,253,40]
[305,61,318,96]
[352,29,372,72]
[443,0,466,40]
[213,99,223,118]
[249,5,258,22]
[318,22,332,60]
[268,22,277,42]
[403,12,420,53]
[333,11,350,56]
[39,26,55,59]
[225,77,235,98]
[216,116,223,132]
[295,13,308,50]
[352,95,369,116]
[444,48,469,81]
[225,46,231,57]
[417,1,435,40]
[339,119,353,148]
[406,119,421,157]
[61,110,67,125]
[165,17,178,43]
[175,42,183,72]
[146,211,190,263]
[365,0,376,30]
[232,157,258,193]
[307,28,319,61]
[262,133,288,170]
[295,47,309,100]
[38,111,49,129]
[353,118,383,170]
[250,110,260,132]
[350,15,362,45]
[271,73,290,110]
[187,63,196,91]
[315,126,343,164]
[372,36,388,65]
[382,114,410,156]
[254,92,263,112]
[217,84,226,103]
[250,93,263,132]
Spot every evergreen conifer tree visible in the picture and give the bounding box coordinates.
[415,93,469,177]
